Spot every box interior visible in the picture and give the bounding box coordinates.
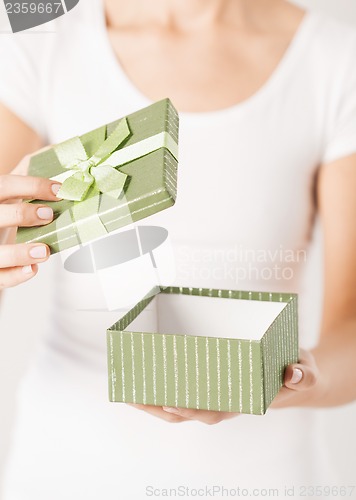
[127,293,287,340]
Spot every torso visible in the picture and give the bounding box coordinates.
[105,0,306,112]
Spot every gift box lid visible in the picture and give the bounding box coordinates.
[16,98,179,254]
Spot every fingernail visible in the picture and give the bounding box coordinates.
[29,245,47,259]
[51,184,61,197]
[22,265,33,274]
[37,207,53,220]
[162,407,179,414]
[290,368,303,384]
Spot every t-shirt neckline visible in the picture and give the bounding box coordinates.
[96,2,314,123]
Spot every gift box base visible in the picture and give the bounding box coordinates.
[107,287,298,415]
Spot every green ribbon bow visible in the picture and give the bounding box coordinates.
[48,117,178,247]
[55,118,131,202]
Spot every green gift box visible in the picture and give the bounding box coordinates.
[17,99,178,254]
[107,286,298,415]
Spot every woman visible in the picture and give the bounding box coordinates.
[0,0,355,498]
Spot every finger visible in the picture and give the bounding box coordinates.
[127,404,188,423]
[0,175,61,202]
[162,407,238,425]
[284,363,318,392]
[0,244,50,268]
[0,203,54,228]
[0,264,38,290]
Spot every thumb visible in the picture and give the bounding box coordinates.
[284,363,318,392]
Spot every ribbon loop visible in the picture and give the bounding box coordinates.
[91,165,127,199]
[56,118,131,202]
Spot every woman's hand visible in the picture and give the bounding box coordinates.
[128,348,320,424]
[128,403,238,425]
[0,157,61,289]
[270,348,320,408]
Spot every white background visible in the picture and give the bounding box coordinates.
[0,0,356,496]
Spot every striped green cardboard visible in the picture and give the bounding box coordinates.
[107,287,298,415]
[16,98,178,254]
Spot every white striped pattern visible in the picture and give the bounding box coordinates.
[152,334,157,405]
[216,338,221,411]
[173,336,179,407]
[195,336,200,409]
[162,334,168,406]
[108,290,298,415]
[120,332,126,402]
[109,335,116,401]
[249,341,253,414]
[184,335,189,407]
[141,333,147,405]
[238,342,243,413]
[206,337,210,410]
[227,340,232,412]
[130,332,136,403]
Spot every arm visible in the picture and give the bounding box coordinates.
[0,103,61,288]
[310,152,356,405]
[0,102,43,173]
[272,153,356,408]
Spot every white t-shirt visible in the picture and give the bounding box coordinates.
[0,2,356,499]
